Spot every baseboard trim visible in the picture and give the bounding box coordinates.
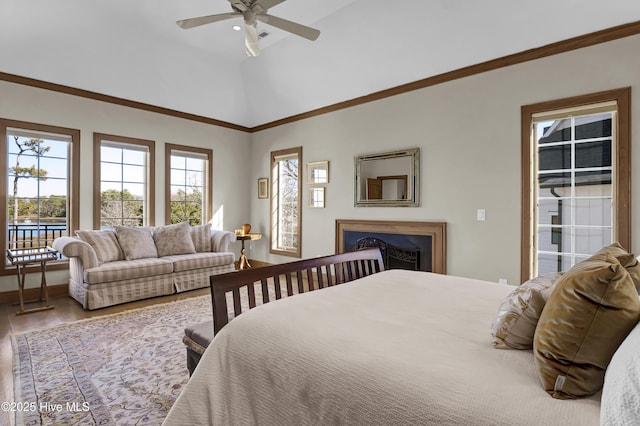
[234,259,272,270]
[246,259,272,269]
[0,283,69,305]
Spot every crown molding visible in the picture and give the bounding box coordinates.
[251,20,640,132]
[2,20,639,133]
[0,72,251,132]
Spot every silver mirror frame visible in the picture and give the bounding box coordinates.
[354,148,420,207]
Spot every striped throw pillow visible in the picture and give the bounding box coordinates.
[76,229,124,264]
[190,224,212,252]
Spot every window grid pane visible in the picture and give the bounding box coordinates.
[6,133,70,253]
[273,156,299,252]
[534,112,614,275]
[100,142,148,228]
[169,153,205,225]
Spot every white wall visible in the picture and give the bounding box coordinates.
[247,34,640,285]
[0,80,251,292]
[2,34,639,293]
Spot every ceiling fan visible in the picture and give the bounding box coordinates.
[177,0,321,57]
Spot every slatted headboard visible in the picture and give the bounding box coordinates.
[209,248,385,334]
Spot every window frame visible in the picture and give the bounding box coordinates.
[270,146,302,258]
[93,133,155,229]
[520,87,631,283]
[0,118,80,275]
[164,143,213,225]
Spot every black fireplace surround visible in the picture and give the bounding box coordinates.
[335,220,447,275]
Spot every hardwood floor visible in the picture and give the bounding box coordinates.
[0,288,210,426]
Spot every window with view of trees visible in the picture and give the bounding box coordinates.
[165,144,212,225]
[93,133,155,229]
[521,88,630,283]
[1,119,80,270]
[270,147,302,258]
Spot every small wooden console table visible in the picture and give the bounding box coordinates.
[7,246,58,315]
[236,233,262,270]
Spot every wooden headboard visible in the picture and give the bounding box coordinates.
[209,248,385,334]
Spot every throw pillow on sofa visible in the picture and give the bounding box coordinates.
[76,229,124,264]
[190,223,212,252]
[533,252,640,399]
[114,226,159,260]
[153,222,197,257]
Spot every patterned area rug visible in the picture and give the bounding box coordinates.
[11,295,213,425]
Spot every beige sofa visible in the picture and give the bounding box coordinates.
[53,223,236,310]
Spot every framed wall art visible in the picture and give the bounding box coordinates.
[306,161,329,184]
[258,178,268,199]
[308,187,325,208]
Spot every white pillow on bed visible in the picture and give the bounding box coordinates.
[601,319,640,425]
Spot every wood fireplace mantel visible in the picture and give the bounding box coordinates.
[335,219,446,274]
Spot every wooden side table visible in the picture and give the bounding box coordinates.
[7,246,58,315]
[236,233,262,270]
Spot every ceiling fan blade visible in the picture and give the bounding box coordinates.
[244,22,260,57]
[176,12,240,29]
[257,14,320,41]
[229,0,249,12]
[257,0,286,10]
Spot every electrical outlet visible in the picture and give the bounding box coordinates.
[476,209,486,221]
[498,278,508,285]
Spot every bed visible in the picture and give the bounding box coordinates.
[164,248,640,425]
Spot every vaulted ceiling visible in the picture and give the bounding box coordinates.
[2,0,640,129]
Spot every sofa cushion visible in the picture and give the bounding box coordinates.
[85,257,173,284]
[163,252,236,273]
[190,224,213,252]
[153,222,197,257]
[115,226,158,260]
[75,230,124,264]
[533,252,640,399]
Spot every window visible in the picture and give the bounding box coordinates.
[521,88,631,282]
[165,144,212,225]
[1,119,80,271]
[270,147,302,257]
[93,133,155,228]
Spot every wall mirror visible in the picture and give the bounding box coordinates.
[354,148,420,207]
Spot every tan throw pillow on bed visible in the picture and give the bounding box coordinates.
[592,242,640,289]
[533,253,640,399]
[491,272,563,349]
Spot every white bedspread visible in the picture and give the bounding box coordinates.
[164,270,600,425]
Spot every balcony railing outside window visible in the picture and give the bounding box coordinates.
[7,223,67,253]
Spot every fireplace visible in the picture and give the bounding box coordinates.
[335,220,446,274]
